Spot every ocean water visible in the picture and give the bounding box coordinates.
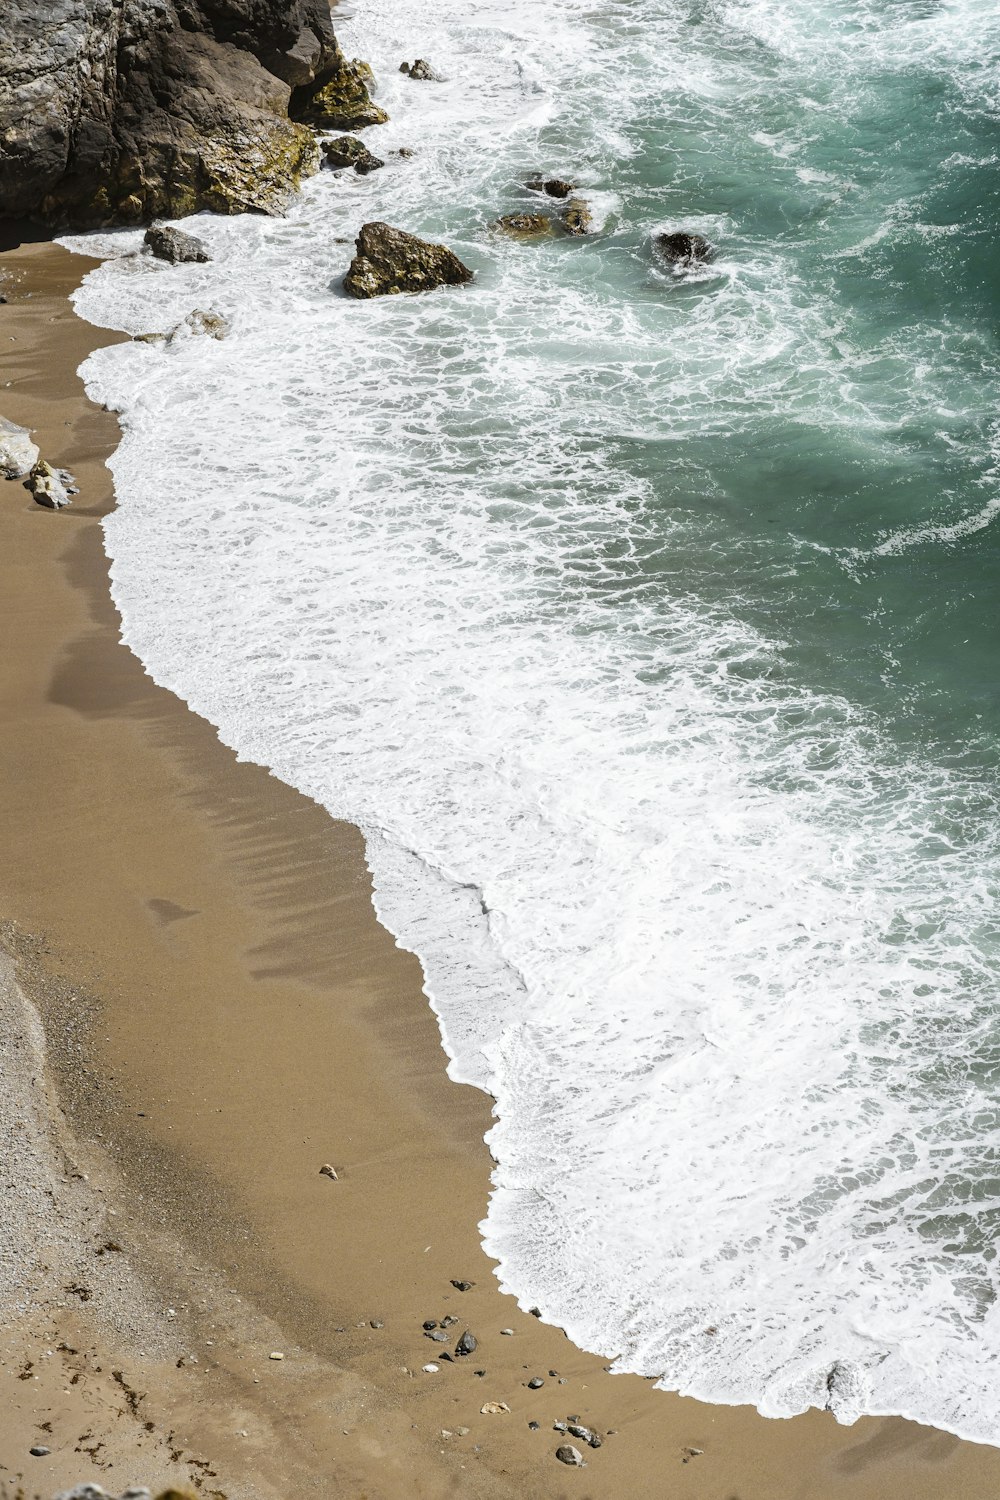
[64,0,1000,1443]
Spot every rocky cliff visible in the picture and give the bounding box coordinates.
[0,0,384,227]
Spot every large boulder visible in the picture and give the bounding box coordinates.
[0,416,39,478]
[322,137,385,174]
[344,222,474,299]
[655,231,714,267]
[0,0,385,228]
[145,224,210,263]
[292,54,388,130]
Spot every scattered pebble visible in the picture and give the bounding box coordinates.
[370,1319,384,1329]
[480,1401,510,1415]
[319,1163,338,1180]
[529,1306,542,1318]
[455,1330,478,1356]
[268,1351,284,1361]
[500,1328,514,1336]
[422,1319,438,1330]
[528,1421,540,1431]
[29,1445,51,1457]
[549,1369,559,1377]
[422,1363,439,1374]
[554,1422,568,1433]
[682,1446,704,1461]
[440,1429,453,1440]
[556,1444,585,1467]
[441,1314,459,1329]
[426,1330,448,1342]
[451,1279,474,1291]
[568,1423,602,1449]
[527,1377,544,1389]
[455,1426,470,1437]
[474,1369,487,1377]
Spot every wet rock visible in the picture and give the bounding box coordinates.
[655,231,714,268]
[397,147,416,159]
[455,1330,477,1356]
[167,309,230,342]
[321,136,384,174]
[450,1279,474,1291]
[556,1444,585,1466]
[144,224,210,264]
[526,176,576,199]
[344,221,474,298]
[480,1401,510,1415]
[529,1306,542,1318]
[0,415,38,478]
[400,60,440,81]
[527,1376,544,1389]
[319,1162,338,1179]
[27,459,72,509]
[560,197,593,235]
[292,53,388,130]
[491,213,554,240]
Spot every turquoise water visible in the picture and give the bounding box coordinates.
[69,0,1000,1443]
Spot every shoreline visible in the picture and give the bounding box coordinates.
[3,234,1000,1499]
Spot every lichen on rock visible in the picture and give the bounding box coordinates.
[291,47,389,131]
[344,222,474,299]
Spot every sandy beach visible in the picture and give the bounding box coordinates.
[2,234,1000,1500]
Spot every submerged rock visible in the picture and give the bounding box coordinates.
[491,213,554,240]
[400,60,440,81]
[293,54,388,130]
[145,224,210,264]
[655,231,714,267]
[322,137,385,174]
[526,176,576,199]
[560,197,594,235]
[27,458,74,509]
[0,415,39,478]
[343,222,474,298]
[167,309,230,343]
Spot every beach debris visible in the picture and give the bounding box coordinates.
[527,1377,544,1389]
[26,458,73,509]
[655,231,714,268]
[455,1426,470,1436]
[682,1446,704,1461]
[0,415,39,478]
[343,221,474,299]
[500,1327,514,1336]
[268,1351,285,1360]
[556,1444,586,1467]
[526,176,577,199]
[450,1279,474,1291]
[455,1330,478,1356]
[560,197,594,235]
[29,1444,51,1455]
[144,224,211,265]
[321,137,385,175]
[474,1368,487,1376]
[167,309,230,343]
[370,1318,384,1328]
[480,1401,510,1415]
[490,213,555,240]
[319,1162,339,1179]
[399,59,440,81]
[422,1362,439,1373]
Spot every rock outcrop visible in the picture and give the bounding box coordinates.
[560,197,594,235]
[292,54,388,129]
[0,416,39,479]
[145,224,210,263]
[491,213,554,239]
[526,176,576,200]
[343,222,474,298]
[0,0,386,228]
[322,137,385,174]
[655,231,714,267]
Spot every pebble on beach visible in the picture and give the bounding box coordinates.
[480,1401,510,1415]
[450,1279,474,1291]
[319,1163,338,1179]
[455,1329,477,1355]
[556,1444,585,1466]
[527,1376,544,1388]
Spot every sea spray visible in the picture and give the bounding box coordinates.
[64,0,1000,1443]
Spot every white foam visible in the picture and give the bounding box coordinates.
[62,0,1000,1447]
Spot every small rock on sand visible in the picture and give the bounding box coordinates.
[29,1445,51,1456]
[451,1278,474,1290]
[426,1330,448,1342]
[0,415,39,478]
[27,458,73,509]
[319,1162,338,1179]
[422,1362,439,1373]
[268,1351,284,1360]
[527,1376,544,1389]
[500,1327,514,1335]
[556,1444,585,1467]
[481,1401,510,1415]
[455,1330,477,1355]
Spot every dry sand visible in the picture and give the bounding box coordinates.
[1,234,998,1500]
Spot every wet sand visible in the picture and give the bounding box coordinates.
[1,234,998,1499]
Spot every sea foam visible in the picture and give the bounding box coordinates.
[64,0,1000,1444]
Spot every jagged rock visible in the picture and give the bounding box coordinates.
[144,225,210,264]
[167,309,230,343]
[400,60,440,81]
[655,231,714,267]
[293,54,388,130]
[343,222,474,299]
[321,137,385,174]
[455,1329,477,1355]
[491,213,554,240]
[556,1444,585,1466]
[0,415,39,478]
[27,458,72,509]
[0,0,368,228]
[526,177,576,199]
[560,197,594,235]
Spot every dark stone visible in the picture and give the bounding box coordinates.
[292,53,388,130]
[529,1306,542,1318]
[560,198,593,236]
[422,1320,438,1330]
[400,59,439,81]
[474,1369,486,1377]
[450,1279,474,1291]
[455,1330,477,1356]
[29,1446,51,1457]
[655,231,714,267]
[440,1315,459,1329]
[343,221,474,299]
[144,224,210,263]
[528,1421,540,1430]
[321,136,384,174]
[527,1377,544,1389]
[0,0,362,227]
[556,1445,585,1467]
[526,177,576,199]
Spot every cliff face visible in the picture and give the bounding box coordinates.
[0,0,383,227]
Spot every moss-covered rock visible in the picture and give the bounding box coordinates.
[560,196,594,235]
[344,222,474,299]
[490,213,555,240]
[292,52,389,130]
